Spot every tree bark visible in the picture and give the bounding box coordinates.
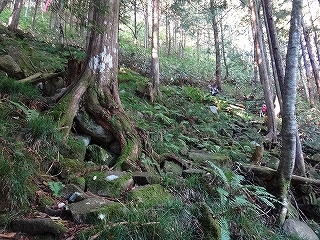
[56,0,156,171]
[302,18,320,102]
[300,36,314,108]
[8,0,23,31]
[31,0,40,29]
[151,0,160,95]
[273,0,302,225]
[210,0,222,91]
[262,0,305,176]
[0,0,9,13]
[144,0,149,49]
[249,0,277,140]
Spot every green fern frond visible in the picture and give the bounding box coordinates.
[218,218,231,240]
[9,100,39,121]
[206,161,228,184]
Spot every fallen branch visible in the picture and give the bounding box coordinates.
[18,72,65,84]
[238,162,320,186]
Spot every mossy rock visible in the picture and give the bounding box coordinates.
[59,135,87,161]
[85,171,134,198]
[86,144,117,166]
[189,150,232,167]
[126,184,172,207]
[59,157,86,179]
[68,176,86,191]
[195,202,221,240]
[85,202,125,224]
[68,197,119,223]
[37,194,55,208]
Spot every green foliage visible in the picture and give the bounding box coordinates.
[206,161,280,238]
[0,144,35,210]
[79,199,198,240]
[0,78,40,99]
[48,181,64,197]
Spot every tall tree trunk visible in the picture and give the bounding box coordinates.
[31,0,40,29]
[144,0,149,49]
[210,1,222,91]
[262,0,283,113]
[262,0,305,175]
[301,36,314,108]
[250,0,277,140]
[8,0,23,31]
[151,0,160,95]
[220,20,229,79]
[273,0,302,225]
[57,0,157,171]
[302,18,320,102]
[133,0,137,44]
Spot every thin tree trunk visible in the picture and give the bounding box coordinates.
[31,0,40,29]
[144,0,149,49]
[250,0,277,139]
[262,0,305,174]
[302,18,320,102]
[274,0,302,225]
[8,0,23,31]
[0,0,9,13]
[262,0,283,113]
[210,5,222,90]
[151,0,160,95]
[220,20,229,79]
[301,36,314,108]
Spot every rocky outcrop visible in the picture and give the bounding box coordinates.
[0,54,25,79]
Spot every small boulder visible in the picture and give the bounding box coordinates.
[86,171,134,198]
[68,197,119,223]
[0,55,25,79]
[283,218,319,240]
[10,218,66,237]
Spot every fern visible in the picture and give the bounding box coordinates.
[9,100,39,121]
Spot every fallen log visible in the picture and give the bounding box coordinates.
[238,162,320,187]
[18,71,65,84]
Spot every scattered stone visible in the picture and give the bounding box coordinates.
[10,218,66,237]
[68,197,118,223]
[188,150,232,167]
[195,202,221,240]
[131,171,162,185]
[86,171,134,198]
[210,105,218,114]
[61,184,89,202]
[74,112,115,146]
[126,184,172,207]
[0,54,25,79]
[283,218,319,240]
[85,144,117,166]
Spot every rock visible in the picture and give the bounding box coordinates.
[68,197,119,223]
[182,169,206,178]
[162,160,183,176]
[126,184,172,207]
[59,157,86,179]
[210,105,218,114]
[109,140,121,154]
[283,218,319,240]
[131,172,162,185]
[0,54,25,79]
[10,218,66,237]
[86,171,134,198]
[86,144,117,166]
[188,150,232,167]
[61,184,88,201]
[74,112,115,146]
[195,202,221,240]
